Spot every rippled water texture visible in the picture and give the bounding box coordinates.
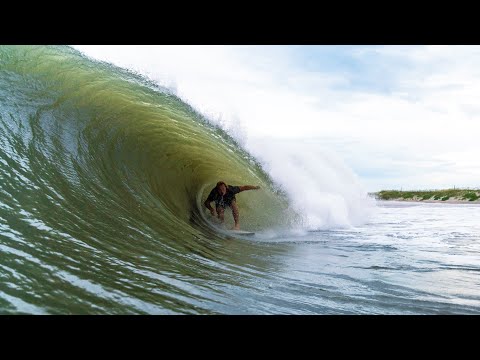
[1,46,478,314]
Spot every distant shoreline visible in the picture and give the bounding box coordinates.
[371,189,480,204]
[375,198,480,204]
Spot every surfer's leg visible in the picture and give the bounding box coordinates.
[216,206,225,223]
[231,200,240,230]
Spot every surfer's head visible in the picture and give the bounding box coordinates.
[216,181,227,195]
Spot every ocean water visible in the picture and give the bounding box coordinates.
[1,46,478,314]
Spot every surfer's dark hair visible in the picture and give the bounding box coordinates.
[216,181,227,188]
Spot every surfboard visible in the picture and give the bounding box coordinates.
[229,230,255,236]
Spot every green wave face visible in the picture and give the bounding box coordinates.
[0,45,299,313]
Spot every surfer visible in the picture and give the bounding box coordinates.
[204,181,260,230]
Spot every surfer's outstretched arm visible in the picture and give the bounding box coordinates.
[238,185,261,192]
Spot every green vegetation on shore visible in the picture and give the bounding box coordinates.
[375,189,480,201]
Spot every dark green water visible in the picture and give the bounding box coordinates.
[0,45,296,314]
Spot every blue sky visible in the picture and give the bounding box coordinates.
[74,45,480,192]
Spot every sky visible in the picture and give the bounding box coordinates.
[73,45,480,192]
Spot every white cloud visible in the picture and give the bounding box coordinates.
[72,45,480,191]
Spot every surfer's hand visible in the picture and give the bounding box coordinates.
[255,186,261,190]
[210,209,216,217]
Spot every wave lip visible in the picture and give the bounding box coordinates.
[0,45,294,246]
